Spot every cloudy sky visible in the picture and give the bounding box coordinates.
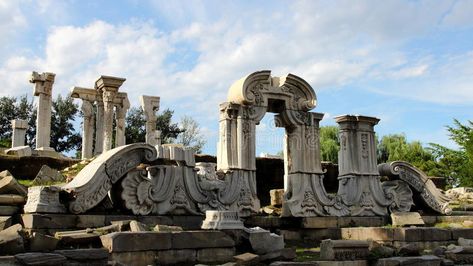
[1,0,472,155]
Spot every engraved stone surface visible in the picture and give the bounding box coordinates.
[391,212,425,227]
[201,210,244,230]
[23,186,66,213]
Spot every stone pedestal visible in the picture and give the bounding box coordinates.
[30,71,55,150]
[11,119,27,148]
[140,95,161,146]
[95,76,126,152]
[201,211,244,230]
[335,115,389,216]
[24,186,66,213]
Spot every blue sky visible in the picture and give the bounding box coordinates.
[1,0,472,155]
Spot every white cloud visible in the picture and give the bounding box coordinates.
[0,1,27,49]
[442,0,473,28]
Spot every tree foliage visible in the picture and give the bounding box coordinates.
[177,115,206,153]
[0,95,35,147]
[50,95,81,153]
[125,107,184,144]
[320,126,339,163]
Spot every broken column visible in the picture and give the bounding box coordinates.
[114,94,130,147]
[140,95,161,146]
[10,119,27,148]
[94,101,104,155]
[95,76,126,152]
[30,71,55,150]
[335,115,389,216]
[81,100,95,159]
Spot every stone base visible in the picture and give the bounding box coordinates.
[201,210,245,230]
[5,146,32,157]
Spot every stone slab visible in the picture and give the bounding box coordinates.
[0,173,27,196]
[248,228,285,255]
[0,224,24,255]
[6,146,32,157]
[101,232,172,252]
[375,255,441,266]
[156,249,196,265]
[234,252,260,265]
[54,248,109,260]
[391,212,425,227]
[15,252,67,265]
[302,217,338,228]
[259,247,296,262]
[171,231,235,249]
[29,232,58,252]
[393,228,451,241]
[32,165,65,185]
[451,228,473,240]
[0,195,26,205]
[320,239,370,261]
[111,251,157,266]
[341,227,393,241]
[22,214,77,229]
[197,247,235,263]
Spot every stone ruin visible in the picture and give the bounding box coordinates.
[1,70,469,266]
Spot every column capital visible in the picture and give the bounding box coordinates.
[11,119,28,129]
[30,71,55,96]
[95,75,126,91]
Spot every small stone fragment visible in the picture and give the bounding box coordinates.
[234,252,260,265]
[153,224,183,232]
[0,224,24,255]
[129,220,148,232]
[398,243,421,256]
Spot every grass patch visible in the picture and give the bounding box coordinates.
[18,179,34,187]
[295,247,320,262]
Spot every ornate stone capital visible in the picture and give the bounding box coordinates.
[30,71,55,96]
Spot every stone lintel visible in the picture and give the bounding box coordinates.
[334,114,380,125]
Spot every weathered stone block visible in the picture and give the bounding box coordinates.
[270,189,284,206]
[248,228,284,255]
[29,232,58,252]
[341,227,393,241]
[234,252,260,265]
[15,253,66,265]
[0,206,19,216]
[24,186,66,213]
[0,195,26,205]
[375,255,441,266]
[320,239,370,261]
[458,237,473,246]
[197,247,235,263]
[338,217,386,227]
[32,165,65,186]
[302,217,338,228]
[5,146,32,157]
[201,210,245,230]
[172,231,235,249]
[0,172,27,196]
[76,215,106,228]
[22,214,77,229]
[451,228,473,240]
[129,220,148,232]
[101,232,172,252]
[260,248,296,262]
[156,249,196,265]
[54,248,109,260]
[111,251,157,266]
[153,224,183,232]
[391,212,424,227]
[0,216,12,230]
[0,224,24,255]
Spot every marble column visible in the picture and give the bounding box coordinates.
[115,99,129,147]
[95,76,125,152]
[140,95,160,146]
[335,115,389,216]
[81,100,95,159]
[11,119,28,147]
[30,71,55,150]
[94,102,104,155]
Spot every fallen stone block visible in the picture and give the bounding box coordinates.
[153,224,183,232]
[32,165,65,185]
[55,224,119,245]
[0,224,24,255]
[14,252,66,265]
[248,227,284,255]
[320,239,370,261]
[29,232,58,252]
[445,245,473,264]
[197,247,235,263]
[110,251,157,266]
[54,248,108,261]
[397,242,421,256]
[260,248,296,262]
[234,252,260,265]
[5,146,32,157]
[270,189,284,206]
[23,186,66,213]
[0,216,12,230]
[156,249,196,265]
[172,230,235,249]
[101,232,172,252]
[0,255,21,266]
[458,237,473,246]
[375,255,441,266]
[0,206,19,216]
[0,172,27,196]
[391,212,425,227]
[0,195,26,205]
[129,220,148,232]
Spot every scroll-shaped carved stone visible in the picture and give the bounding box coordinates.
[381,180,414,213]
[378,161,452,215]
[63,143,157,214]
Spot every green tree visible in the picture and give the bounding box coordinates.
[50,95,81,153]
[320,126,339,163]
[428,119,473,187]
[125,107,183,144]
[177,115,206,153]
[0,95,35,147]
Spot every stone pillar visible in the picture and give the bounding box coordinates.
[11,119,28,148]
[94,102,104,155]
[30,71,55,150]
[115,96,129,147]
[217,102,239,170]
[95,76,125,152]
[81,100,95,159]
[335,115,389,216]
[139,95,160,146]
